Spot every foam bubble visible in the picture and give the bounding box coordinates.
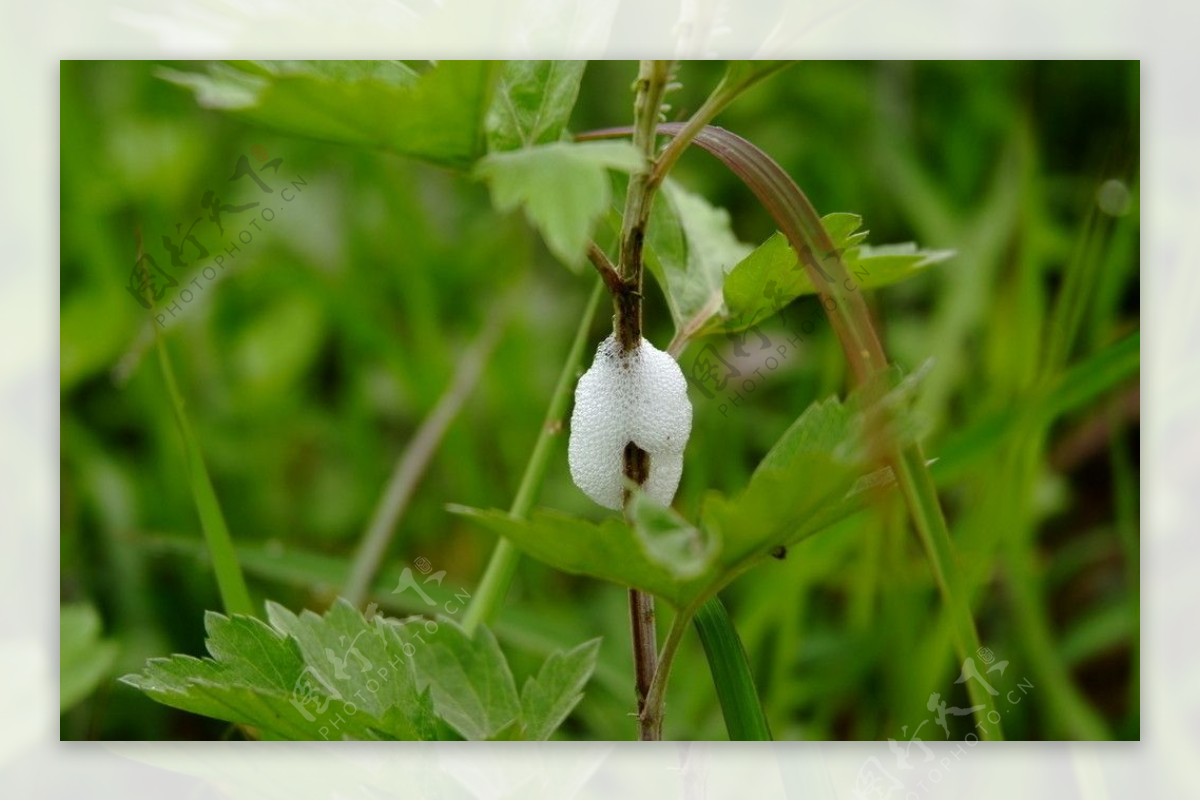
[567,335,693,509]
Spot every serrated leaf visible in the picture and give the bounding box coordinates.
[60,603,118,712]
[132,532,631,704]
[704,366,928,554]
[475,141,642,269]
[520,638,601,741]
[709,215,953,334]
[701,396,868,561]
[121,612,340,740]
[487,61,587,152]
[265,600,438,740]
[398,616,520,741]
[699,454,858,571]
[124,600,597,741]
[644,181,754,331]
[160,60,497,169]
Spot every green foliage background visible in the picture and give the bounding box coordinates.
[60,60,1138,740]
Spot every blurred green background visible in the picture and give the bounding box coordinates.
[60,61,1138,740]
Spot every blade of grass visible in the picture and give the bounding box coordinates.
[931,331,1139,485]
[693,595,772,740]
[990,179,1132,740]
[155,337,253,617]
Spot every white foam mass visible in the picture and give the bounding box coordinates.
[568,334,693,510]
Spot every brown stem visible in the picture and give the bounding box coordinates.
[615,60,673,740]
[628,587,659,739]
[586,241,624,296]
[614,60,672,355]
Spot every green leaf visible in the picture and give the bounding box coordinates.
[160,61,498,169]
[265,600,438,740]
[520,638,602,740]
[628,490,718,580]
[486,61,587,152]
[698,401,865,569]
[449,506,694,606]
[133,532,630,705]
[644,181,754,332]
[714,216,953,333]
[398,616,520,740]
[60,603,119,712]
[122,601,534,740]
[475,141,642,269]
[453,375,921,610]
[693,596,771,740]
[121,612,337,740]
[710,364,929,548]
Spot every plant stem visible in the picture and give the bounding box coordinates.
[616,59,674,741]
[614,59,673,351]
[575,68,789,739]
[628,588,659,736]
[639,601,692,741]
[586,242,623,296]
[343,308,506,608]
[649,63,789,192]
[461,280,605,635]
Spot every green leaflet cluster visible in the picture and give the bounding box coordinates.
[121,599,599,741]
